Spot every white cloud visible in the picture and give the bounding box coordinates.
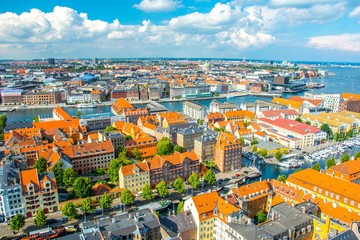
[307,33,360,52]
[133,0,182,12]
[216,29,275,49]
[349,6,360,17]
[269,0,340,7]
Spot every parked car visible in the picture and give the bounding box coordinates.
[235,174,240,178]
[47,219,58,224]
[59,217,68,223]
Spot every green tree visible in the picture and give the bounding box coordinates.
[256,210,267,223]
[295,117,303,123]
[312,163,321,172]
[239,137,245,146]
[340,153,350,163]
[174,145,184,153]
[73,177,93,198]
[10,214,25,232]
[104,125,117,133]
[354,151,360,159]
[252,146,258,152]
[294,168,303,173]
[142,183,154,200]
[188,172,200,189]
[277,175,287,183]
[305,120,311,125]
[275,151,282,161]
[108,156,133,182]
[33,115,39,123]
[99,193,113,210]
[95,168,106,176]
[173,177,185,194]
[204,169,216,184]
[34,209,47,226]
[0,114,7,130]
[157,137,174,156]
[197,119,204,125]
[132,148,142,161]
[34,157,47,174]
[81,197,95,217]
[156,180,169,198]
[52,162,64,187]
[258,149,268,158]
[250,139,258,146]
[62,202,77,219]
[121,188,135,205]
[76,110,81,118]
[63,168,78,187]
[321,123,333,138]
[177,201,184,214]
[326,157,336,169]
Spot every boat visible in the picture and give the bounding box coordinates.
[246,170,262,179]
[277,162,292,169]
[76,102,97,108]
[153,200,171,212]
[21,227,65,240]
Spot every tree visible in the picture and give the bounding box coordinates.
[354,151,360,159]
[197,119,204,125]
[305,120,311,125]
[188,172,200,189]
[312,163,321,172]
[132,148,142,161]
[0,114,7,130]
[250,139,258,146]
[252,146,258,152]
[33,115,39,123]
[256,210,267,223]
[295,117,303,123]
[63,168,78,187]
[157,137,174,156]
[321,123,333,138]
[173,177,185,194]
[99,193,113,210]
[156,180,169,198]
[81,197,95,217]
[108,156,133,182]
[34,209,47,226]
[177,201,184,214]
[76,110,81,118]
[52,162,64,187]
[121,188,135,205]
[275,151,282,161]
[73,177,93,198]
[62,202,77,219]
[34,157,47,174]
[142,183,154,200]
[294,168,303,173]
[239,137,245,146]
[174,145,184,153]
[204,169,216,184]
[10,214,25,232]
[340,153,350,163]
[326,157,336,169]
[104,126,117,133]
[258,149,268,158]
[277,175,287,183]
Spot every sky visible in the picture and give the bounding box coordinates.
[0,0,359,62]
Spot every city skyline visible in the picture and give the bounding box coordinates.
[1,0,360,62]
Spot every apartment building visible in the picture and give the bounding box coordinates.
[122,108,149,124]
[119,162,150,193]
[22,92,62,105]
[194,134,217,161]
[60,140,114,175]
[160,212,197,240]
[224,110,256,122]
[183,101,207,120]
[214,132,242,172]
[0,161,24,222]
[209,101,237,114]
[20,168,59,218]
[272,97,304,114]
[176,126,203,150]
[258,109,298,120]
[111,98,135,115]
[326,158,360,184]
[304,93,342,112]
[240,100,285,115]
[258,118,326,148]
[205,112,225,124]
[1,88,23,105]
[183,191,241,240]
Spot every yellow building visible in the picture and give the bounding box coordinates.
[312,215,347,240]
[301,113,346,134]
[118,162,150,193]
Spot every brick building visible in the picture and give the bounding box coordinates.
[22,92,62,105]
[214,132,242,172]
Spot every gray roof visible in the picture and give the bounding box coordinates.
[0,160,21,190]
[195,134,217,143]
[210,100,237,109]
[4,121,33,132]
[329,229,359,240]
[261,221,288,236]
[184,101,206,110]
[271,202,312,229]
[159,212,197,237]
[227,223,274,240]
[177,126,203,136]
[255,100,286,108]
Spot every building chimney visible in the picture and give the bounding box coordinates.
[302,207,306,214]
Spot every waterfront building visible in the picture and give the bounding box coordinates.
[194,134,217,161]
[183,101,207,120]
[205,112,225,124]
[223,110,256,122]
[53,106,73,121]
[146,151,201,187]
[240,100,285,115]
[66,91,92,104]
[258,109,298,120]
[1,88,23,105]
[122,108,149,124]
[22,91,62,105]
[249,82,266,92]
[176,126,203,150]
[119,162,150,193]
[339,99,360,113]
[20,168,59,217]
[214,132,242,172]
[160,212,197,240]
[272,97,304,114]
[230,180,272,218]
[209,101,237,114]
[326,159,360,184]
[90,89,105,101]
[111,97,135,115]
[148,85,162,100]
[183,191,241,240]
[258,118,326,148]
[145,101,168,114]
[304,93,342,112]
[79,115,124,132]
[0,161,24,222]
[60,140,114,175]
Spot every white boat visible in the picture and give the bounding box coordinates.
[77,103,97,108]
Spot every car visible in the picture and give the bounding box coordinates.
[59,217,68,222]
[135,191,142,197]
[223,178,231,182]
[231,176,236,180]
[167,186,173,189]
[235,174,240,178]
[92,209,102,215]
[47,219,58,224]
[114,204,122,209]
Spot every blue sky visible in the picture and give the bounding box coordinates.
[1,0,359,62]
